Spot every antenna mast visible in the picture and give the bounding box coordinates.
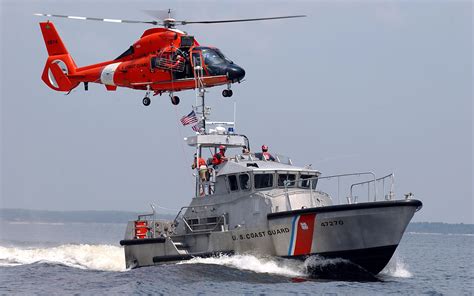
[194,62,207,133]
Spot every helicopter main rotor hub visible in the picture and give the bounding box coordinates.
[163,18,176,28]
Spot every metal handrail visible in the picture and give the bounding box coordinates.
[350,173,395,201]
[173,204,220,225]
[181,213,227,233]
[321,172,377,201]
[283,171,379,204]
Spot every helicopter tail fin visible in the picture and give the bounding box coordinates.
[39,21,79,91]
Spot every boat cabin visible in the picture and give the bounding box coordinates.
[185,133,321,198]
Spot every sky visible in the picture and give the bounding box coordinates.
[0,0,472,223]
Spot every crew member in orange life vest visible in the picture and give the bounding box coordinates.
[192,153,208,180]
[212,145,228,166]
[261,145,275,161]
[192,153,208,195]
[191,153,206,170]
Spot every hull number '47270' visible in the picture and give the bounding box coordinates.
[321,220,344,227]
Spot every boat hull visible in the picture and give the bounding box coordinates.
[121,199,422,274]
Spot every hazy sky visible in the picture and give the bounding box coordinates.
[1,0,472,223]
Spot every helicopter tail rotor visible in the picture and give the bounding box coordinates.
[39,22,79,92]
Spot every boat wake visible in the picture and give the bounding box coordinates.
[179,254,305,278]
[180,253,412,281]
[303,255,379,281]
[0,244,126,272]
[0,244,412,280]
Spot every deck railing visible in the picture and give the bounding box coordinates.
[283,171,396,206]
[173,204,228,234]
[350,173,395,202]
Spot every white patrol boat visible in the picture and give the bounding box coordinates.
[120,115,422,276]
[120,68,422,276]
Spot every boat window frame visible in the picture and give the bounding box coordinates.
[253,172,274,190]
[298,173,319,190]
[239,173,251,191]
[227,174,239,192]
[277,172,297,188]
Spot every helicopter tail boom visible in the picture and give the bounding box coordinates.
[39,22,79,91]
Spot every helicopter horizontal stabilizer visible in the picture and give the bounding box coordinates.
[39,22,79,92]
[41,55,79,92]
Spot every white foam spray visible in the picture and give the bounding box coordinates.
[380,255,412,278]
[179,254,306,278]
[0,244,126,272]
[0,243,413,278]
[303,255,351,269]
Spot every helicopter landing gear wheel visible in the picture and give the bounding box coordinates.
[222,89,233,97]
[143,96,151,106]
[171,96,180,105]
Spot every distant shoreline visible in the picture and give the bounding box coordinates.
[0,208,472,234]
[0,208,175,224]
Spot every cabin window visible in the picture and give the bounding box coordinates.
[299,175,318,190]
[239,174,250,190]
[228,175,239,191]
[278,174,296,187]
[254,174,273,189]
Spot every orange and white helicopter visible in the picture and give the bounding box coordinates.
[36,10,305,106]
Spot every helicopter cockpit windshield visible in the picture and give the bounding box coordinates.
[202,48,233,66]
[192,47,245,81]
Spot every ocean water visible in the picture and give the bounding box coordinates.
[0,221,472,295]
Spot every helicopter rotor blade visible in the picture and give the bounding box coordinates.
[33,13,160,25]
[178,15,306,25]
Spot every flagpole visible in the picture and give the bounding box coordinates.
[202,91,206,133]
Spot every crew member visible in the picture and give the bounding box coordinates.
[192,153,208,196]
[170,54,185,71]
[261,145,275,161]
[240,146,250,159]
[192,153,208,178]
[212,145,228,166]
[192,153,206,168]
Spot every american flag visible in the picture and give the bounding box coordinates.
[180,110,198,126]
[192,122,203,132]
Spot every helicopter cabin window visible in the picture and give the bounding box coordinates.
[254,173,273,189]
[227,175,239,192]
[299,175,318,190]
[239,174,250,191]
[115,46,134,60]
[278,173,296,187]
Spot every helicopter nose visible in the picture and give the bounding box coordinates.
[226,65,245,82]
